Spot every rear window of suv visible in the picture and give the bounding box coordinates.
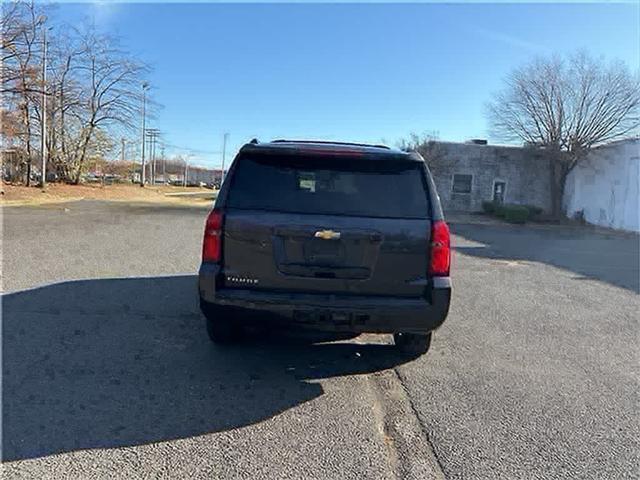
[227,154,430,218]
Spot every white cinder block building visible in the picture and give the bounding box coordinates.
[564,139,639,232]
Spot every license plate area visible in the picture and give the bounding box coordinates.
[273,226,379,279]
[293,310,370,326]
[303,238,345,266]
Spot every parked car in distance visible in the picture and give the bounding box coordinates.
[198,140,451,354]
[85,173,101,183]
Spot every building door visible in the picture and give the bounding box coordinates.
[493,181,506,204]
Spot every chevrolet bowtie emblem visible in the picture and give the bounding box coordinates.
[314,229,341,240]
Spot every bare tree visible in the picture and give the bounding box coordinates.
[397,131,437,153]
[46,28,147,183]
[487,52,640,216]
[2,3,151,185]
[46,28,84,179]
[396,131,449,172]
[0,0,39,94]
[1,1,47,184]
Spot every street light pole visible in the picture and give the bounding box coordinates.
[40,28,48,188]
[140,82,149,186]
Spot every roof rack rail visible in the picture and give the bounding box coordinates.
[271,139,390,149]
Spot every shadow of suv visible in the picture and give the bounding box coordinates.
[198,140,451,355]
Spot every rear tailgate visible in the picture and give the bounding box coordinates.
[221,153,431,297]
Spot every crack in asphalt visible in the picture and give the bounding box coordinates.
[392,367,447,479]
[367,369,445,480]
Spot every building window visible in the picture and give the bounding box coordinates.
[452,174,473,194]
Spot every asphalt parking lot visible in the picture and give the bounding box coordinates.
[2,201,638,479]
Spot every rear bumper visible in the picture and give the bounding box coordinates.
[198,263,451,334]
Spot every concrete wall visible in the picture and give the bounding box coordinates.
[564,139,639,232]
[423,142,552,213]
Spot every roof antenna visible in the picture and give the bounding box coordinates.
[249,138,259,144]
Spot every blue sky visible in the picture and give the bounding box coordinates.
[53,2,639,168]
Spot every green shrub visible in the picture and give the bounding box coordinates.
[482,201,497,214]
[523,204,543,217]
[484,202,533,223]
[494,204,508,218]
[502,205,530,224]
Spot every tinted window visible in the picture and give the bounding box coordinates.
[228,155,430,218]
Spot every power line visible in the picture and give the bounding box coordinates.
[160,141,222,155]
[163,140,234,155]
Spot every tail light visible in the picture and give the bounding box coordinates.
[428,220,450,276]
[202,209,223,262]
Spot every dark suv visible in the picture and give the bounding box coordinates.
[198,140,451,354]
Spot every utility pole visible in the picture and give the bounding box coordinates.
[153,139,157,184]
[221,132,229,186]
[161,146,166,184]
[40,28,48,188]
[140,82,149,186]
[145,129,161,185]
[151,135,155,184]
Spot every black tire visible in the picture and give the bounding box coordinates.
[393,332,432,356]
[201,302,241,344]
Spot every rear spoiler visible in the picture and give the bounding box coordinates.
[239,143,423,162]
